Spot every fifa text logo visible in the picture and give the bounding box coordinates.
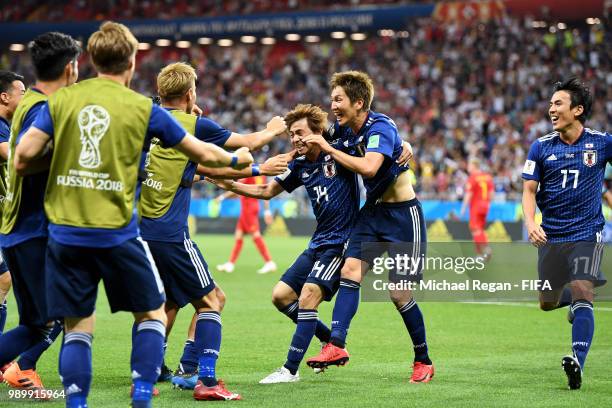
[78,105,110,169]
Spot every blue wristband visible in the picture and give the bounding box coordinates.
[230,154,238,168]
[251,163,260,176]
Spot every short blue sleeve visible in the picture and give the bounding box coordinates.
[195,117,231,146]
[365,122,395,158]
[274,160,302,193]
[0,119,9,143]
[26,102,52,142]
[522,141,541,181]
[147,104,186,147]
[604,132,612,163]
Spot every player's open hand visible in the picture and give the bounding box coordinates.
[261,153,290,176]
[397,141,413,166]
[302,134,333,153]
[526,223,547,248]
[233,147,254,170]
[266,116,287,136]
[207,178,233,191]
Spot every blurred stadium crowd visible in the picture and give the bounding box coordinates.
[1,0,421,22]
[0,13,609,206]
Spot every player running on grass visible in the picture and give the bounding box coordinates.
[522,77,610,390]
[304,71,434,383]
[0,34,79,394]
[210,103,360,383]
[139,62,289,397]
[16,22,253,407]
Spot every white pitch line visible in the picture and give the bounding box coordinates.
[460,301,612,312]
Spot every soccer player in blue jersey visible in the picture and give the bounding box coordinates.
[140,62,288,397]
[0,34,79,393]
[303,71,434,383]
[210,103,360,383]
[15,22,252,408]
[522,77,610,390]
[0,70,25,342]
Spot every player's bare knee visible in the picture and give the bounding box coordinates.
[389,289,412,307]
[570,281,594,303]
[340,261,363,283]
[134,305,167,325]
[215,287,227,312]
[65,315,95,334]
[271,282,296,310]
[194,291,222,313]
[0,272,11,290]
[298,284,323,310]
[539,300,558,311]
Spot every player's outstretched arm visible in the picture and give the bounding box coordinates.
[208,178,284,200]
[302,133,384,178]
[174,135,253,169]
[223,116,287,151]
[199,150,295,179]
[14,126,52,175]
[460,189,473,218]
[522,179,547,247]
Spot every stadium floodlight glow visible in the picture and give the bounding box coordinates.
[261,37,276,45]
[305,35,320,43]
[155,39,171,47]
[240,36,257,43]
[397,31,410,38]
[557,23,567,30]
[218,39,233,47]
[331,31,346,39]
[531,20,547,28]
[350,33,367,41]
[285,33,301,41]
[176,41,191,48]
[9,44,25,52]
[378,29,394,37]
[138,43,151,51]
[586,17,600,25]
[197,37,213,45]
[549,26,557,33]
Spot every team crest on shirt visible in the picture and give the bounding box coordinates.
[323,161,336,178]
[583,150,597,167]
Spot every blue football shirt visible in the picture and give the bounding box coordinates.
[333,111,408,204]
[275,139,360,249]
[522,128,612,242]
[140,111,231,242]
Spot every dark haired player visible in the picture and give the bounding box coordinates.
[0,70,25,344]
[0,33,80,392]
[522,77,611,390]
[304,71,433,383]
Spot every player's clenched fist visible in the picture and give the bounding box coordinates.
[266,116,287,136]
[232,147,254,169]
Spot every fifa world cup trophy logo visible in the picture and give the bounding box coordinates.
[78,105,110,169]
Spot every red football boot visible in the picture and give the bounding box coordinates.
[306,342,349,369]
[193,379,241,401]
[409,361,434,383]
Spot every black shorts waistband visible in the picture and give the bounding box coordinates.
[369,197,420,209]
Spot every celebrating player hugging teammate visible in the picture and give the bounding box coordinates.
[138,61,289,398]
[211,103,361,383]
[280,71,434,383]
[522,77,611,390]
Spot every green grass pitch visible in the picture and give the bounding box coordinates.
[1,234,610,407]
